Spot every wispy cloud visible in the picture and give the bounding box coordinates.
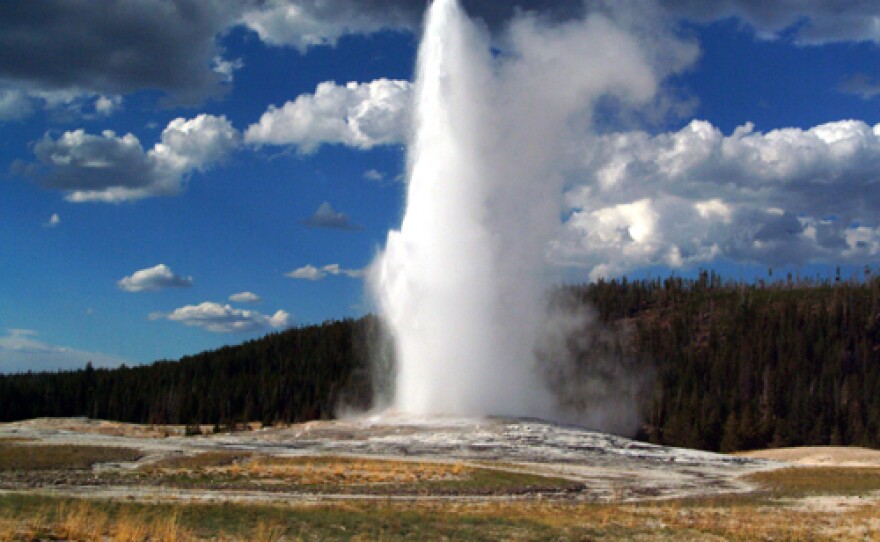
[303,202,363,230]
[43,213,60,228]
[151,302,290,333]
[229,291,262,303]
[838,73,880,100]
[0,329,130,373]
[286,263,364,280]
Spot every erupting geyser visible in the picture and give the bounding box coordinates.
[371,0,658,421]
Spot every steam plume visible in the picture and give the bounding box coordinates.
[371,0,660,426]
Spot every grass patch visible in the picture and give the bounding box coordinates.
[1,493,877,541]
[0,443,142,471]
[746,467,880,497]
[0,493,555,541]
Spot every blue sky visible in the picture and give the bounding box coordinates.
[2,1,880,372]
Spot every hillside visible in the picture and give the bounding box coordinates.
[575,272,880,451]
[0,317,380,427]
[2,273,880,452]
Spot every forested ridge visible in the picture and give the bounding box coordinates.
[2,273,880,452]
[575,271,880,451]
[0,317,379,427]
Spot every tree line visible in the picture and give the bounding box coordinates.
[2,272,879,452]
[0,317,379,427]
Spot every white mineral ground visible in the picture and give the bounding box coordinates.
[0,416,788,505]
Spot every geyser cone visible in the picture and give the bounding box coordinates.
[371,0,556,418]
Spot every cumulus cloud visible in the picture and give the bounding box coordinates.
[28,114,239,202]
[239,0,417,50]
[1,1,878,124]
[303,201,362,230]
[94,95,122,116]
[0,0,585,122]
[229,291,261,303]
[553,119,880,278]
[286,263,363,280]
[151,302,290,333]
[244,79,411,152]
[0,329,130,373]
[118,264,193,292]
[238,1,880,50]
[237,0,607,48]
[0,0,240,108]
[212,56,244,83]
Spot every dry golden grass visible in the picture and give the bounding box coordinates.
[253,519,286,542]
[1,492,879,540]
[0,498,197,541]
[150,452,475,486]
[243,455,473,485]
[406,498,880,541]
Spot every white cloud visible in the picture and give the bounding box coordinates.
[286,263,363,280]
[152,302,290,333]
[322,263,365,278]
[244,79,411,152]
[118,264,193,292]
[0,329,130,373]
[229,291,262,303]
[30,114,239,203]
[286,264,325,280]
[212,56,244,83]
[95,95,122,116]
[0,89,33,120]
[363,169,384,181]
[43,213,60,228]
[303,201,362,230]
[150,114,241,175]
[553,119,880,278]
[239,0,415,51]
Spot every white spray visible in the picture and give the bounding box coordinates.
[371,0,661,422]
